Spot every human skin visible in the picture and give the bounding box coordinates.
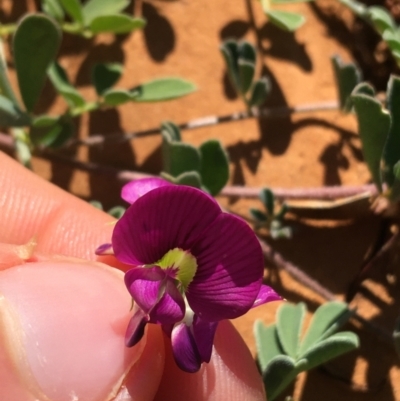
[0,151,266,401]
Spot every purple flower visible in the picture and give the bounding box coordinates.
[111,179,281,373]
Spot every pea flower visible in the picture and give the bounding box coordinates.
[110,179,281,373]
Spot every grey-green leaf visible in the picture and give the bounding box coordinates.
[199,139,229,195]
[254,321,284,371]
[13,14,61,112]
[103,89,132,106]
[42,0,65,20]
[162,132,201,176]
[82,0,130,23]
[332,55,362,112]
[263,356,306,401]
[30,117,74,148]
[131,78,196,102]
[48,62,86,108]
[58,0,84,23]
[300,332,359,371]
[92,63,123,96]
[276,302,306,359]
[108,206,126,219]
[238,60,255,95]
[161,171,202,189]
[161,121,181,141]
[352,82,375,97]
[383,75,400,187]
[368,6,396,34]
[260,187,275,216]
[265,10,305,32]
[220,40,240,91]
[299,302,352,355]
[352,94,391,191]
[0,94,31,127]
[250,208,268,222]
[249,77,271,107]
[89,14,145,34]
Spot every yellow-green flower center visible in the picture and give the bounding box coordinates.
[156,248,198,290]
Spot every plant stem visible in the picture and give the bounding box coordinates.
[67,101,339,147]
[258,235,394,343]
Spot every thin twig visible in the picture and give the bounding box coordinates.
[68,101,339,147]
[258,236,394,344]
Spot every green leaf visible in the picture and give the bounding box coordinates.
[199,139,229,195]
[0,94,31,127]
[161,121,181,141]
[382,30,400,55]
[131,78,196,102]
[260,187,275,216]
[89,14,145,34]
[299,302,352,355]
[300,332,359,371]
[58,0,84,24]
[263,356,306,401]
[276,303,306,359]
[352,82,375,97]
[92,63,123,96]
[383,75,400,187]
[220,40,240,90]
[90,200,103,210]
[48,62,86,108]
[103,89,132,106]
[162,131,201,177]
[331,55,362,112]
[108,206,125,218]
[237,42,256,94]
[0,39,19,106]
[82,0,130,23]
[13,14,61,112]
[265,10,305,32]
[238,60,255,95]
[32,114,59,127]
[30,117,74,148]
[250,208,268,222]
[389,161,400,201]
[13,128,32,167]
[161,171,202,189]
[352,94,391,191]
[368,6,396,34]
[42,0,65,20]
[254,321,284,371]
[249,77,271,107]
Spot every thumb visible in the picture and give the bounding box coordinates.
[0,253,164,401]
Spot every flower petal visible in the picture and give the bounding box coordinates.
[95,243,113,256]
[113,186,221,265]
[251,284,282,308]
[125,267,166,314]
[187,213,264,320]
[171,323,201,373]
[125,308,149,347]
[149,279,185,324]
[121,178,172,204]
[192,315,218,363]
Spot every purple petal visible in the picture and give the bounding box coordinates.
[171,323,201,373]
[113,185,221,266]
[125,267,166,314]
[95,243,113,256]
[251,285,282,308]
[149,279,185,324]
[125,308,148,347]
[192,315,218,363]
[187,213,264,320]
[121,178,172,204]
